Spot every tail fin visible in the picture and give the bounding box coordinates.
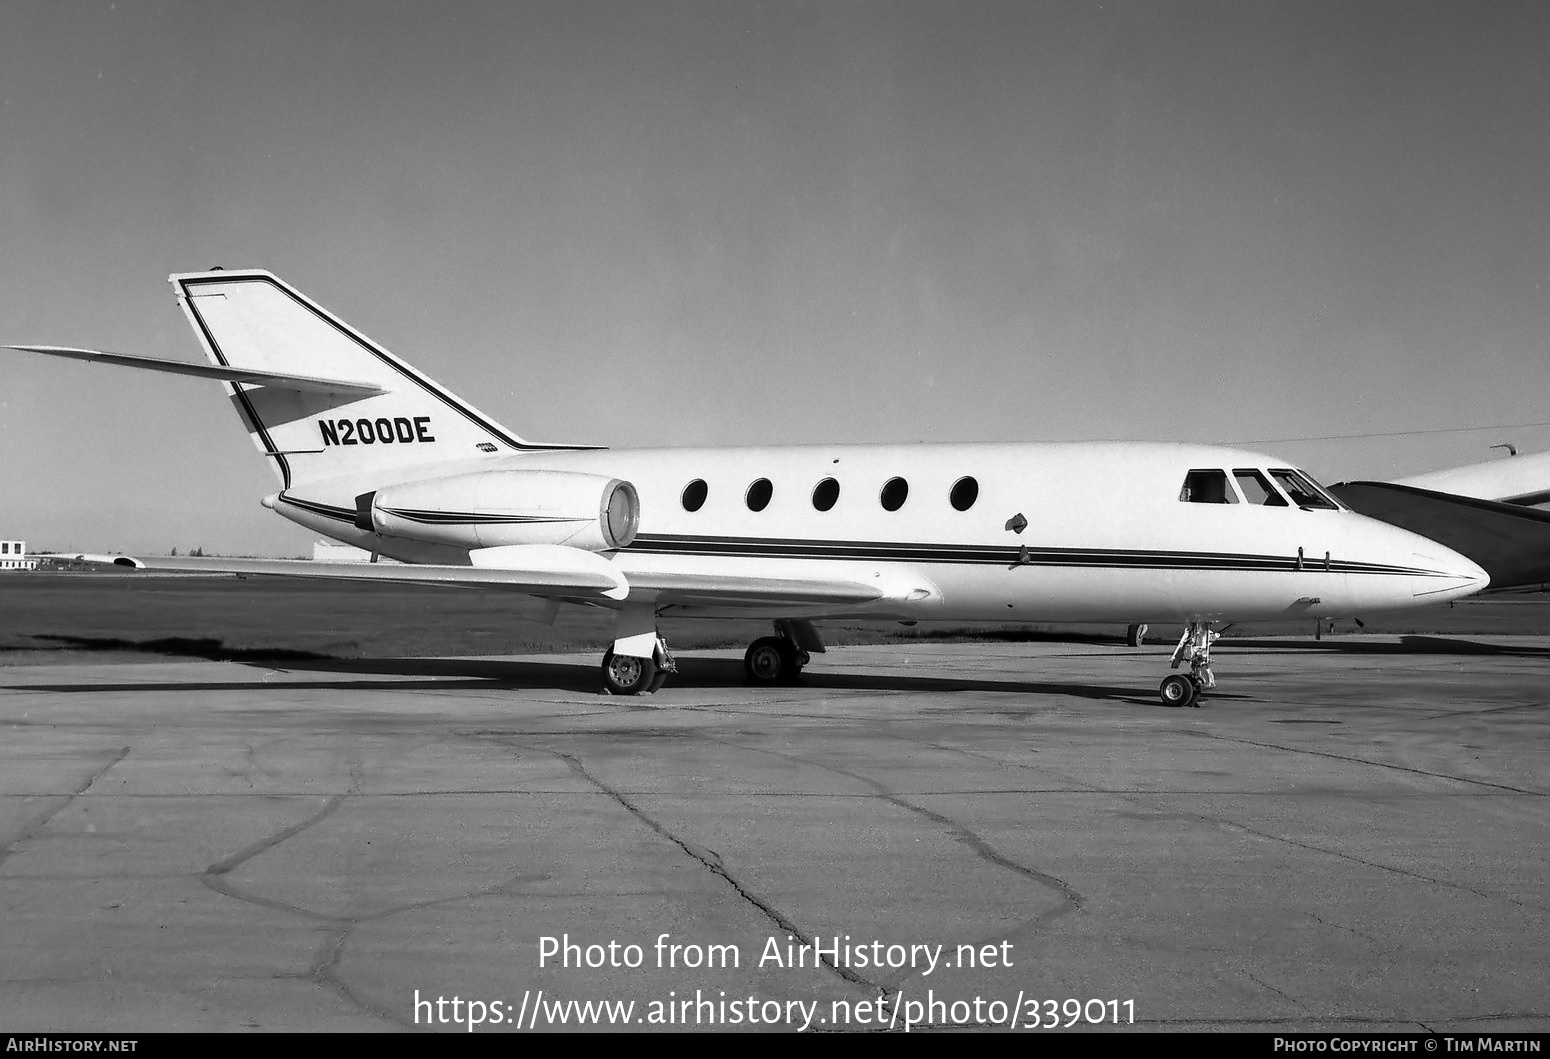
[171,269,585,492]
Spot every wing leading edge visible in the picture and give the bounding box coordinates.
[73,549,936,610]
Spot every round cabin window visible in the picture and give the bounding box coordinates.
[746,478,773,512]
[950,476,978,511]
[812,477,840,511]
[681,479,708,512]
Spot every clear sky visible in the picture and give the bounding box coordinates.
[3,0,1548,556]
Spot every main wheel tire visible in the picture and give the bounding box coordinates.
[602,648,657,695]
[1159,673,1197,708]
[744,637,790,684]
[1126,623,1148,647]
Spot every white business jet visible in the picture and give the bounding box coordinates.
[9,270,1489,706]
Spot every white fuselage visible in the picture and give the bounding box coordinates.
[267,440,1488,626]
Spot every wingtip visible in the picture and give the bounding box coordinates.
[6,344,114,357]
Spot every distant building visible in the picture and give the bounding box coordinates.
[0,540,37,571]
[312,540,401,564]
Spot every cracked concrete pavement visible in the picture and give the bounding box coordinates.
[0,639,1545,1031]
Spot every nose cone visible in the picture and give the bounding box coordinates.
[1413,545,1490,599]
[1373,520,1491,603]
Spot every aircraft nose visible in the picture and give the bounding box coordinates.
[1350,515,1491,608]
[1405,540,1490,599]
[1440,548,1489,592]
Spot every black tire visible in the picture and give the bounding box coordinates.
[1159,674,1197,708]
[602,648,657,695]
[744,637,790,684]
[1126,623,1148,647]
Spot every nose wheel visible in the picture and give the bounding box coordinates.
[1159,621,1218,707]
[1159,673,1199,707]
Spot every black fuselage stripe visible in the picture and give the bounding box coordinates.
[279,496,355,522]
[275,499,1450,577]
[627,534,1443,576]
[379,508,580,525]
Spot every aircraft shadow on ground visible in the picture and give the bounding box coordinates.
[27,631,1544,704]
[25,635,334,663]
[281,655,1163,704]
[16,634,1176,705]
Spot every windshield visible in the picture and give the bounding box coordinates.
[1269,469,1341,510]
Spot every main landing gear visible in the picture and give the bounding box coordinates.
[1159,621,1218,708]
[599,617,826,694]
[600,642,676,695]
[744,638,808,684]
[743,619,824,686]
[600,605,676,696]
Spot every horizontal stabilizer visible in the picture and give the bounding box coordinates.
[1330,481,1550,592]
[6,345,386,395]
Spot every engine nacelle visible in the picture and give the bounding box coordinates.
[368,470,639,552]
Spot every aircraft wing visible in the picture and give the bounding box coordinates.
[49,549,938,610]
[621,555,939,608]
[1330,481,1550,592]
[111,545,629,600]
[6,345,385,395]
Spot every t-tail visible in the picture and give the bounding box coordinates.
[166,269,589,494]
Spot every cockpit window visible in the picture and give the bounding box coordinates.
[1233,469,1288,507]
[1269,469,1341,510]
[1179,469,1237,504]
[1296,469,1344,509]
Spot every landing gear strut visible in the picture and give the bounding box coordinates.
[743,620,822,685]
[1159,621,1218,708]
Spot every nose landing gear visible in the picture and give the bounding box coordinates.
[1159,621,1218,707]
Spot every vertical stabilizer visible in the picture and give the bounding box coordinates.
[170,270,551,491]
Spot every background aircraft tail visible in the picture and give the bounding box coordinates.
[170,269,575,493]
